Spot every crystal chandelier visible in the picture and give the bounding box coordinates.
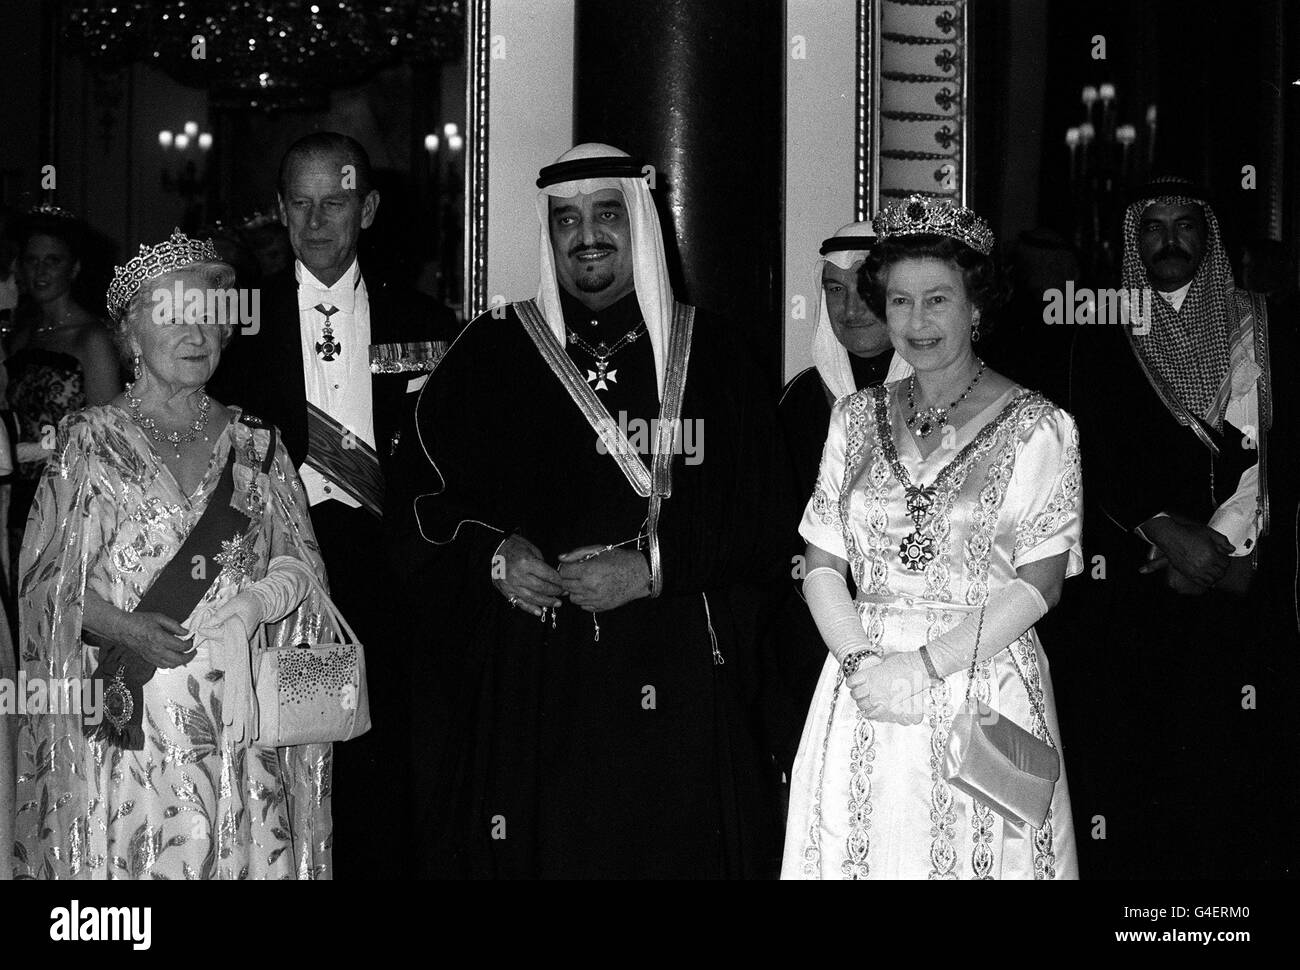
[66,1,464,109]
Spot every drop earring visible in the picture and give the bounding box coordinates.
[132,354,143,382]
[971,320,981,343]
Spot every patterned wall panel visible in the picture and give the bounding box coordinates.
[858,0,968,217]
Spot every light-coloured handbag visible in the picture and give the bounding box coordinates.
[943,607,1060,829]
[253,572,371,747]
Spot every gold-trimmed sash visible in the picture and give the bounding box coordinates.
[516,298,653,497]
[515,298,695,597]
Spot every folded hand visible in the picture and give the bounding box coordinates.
[846,652,928,725]
[557,546,650,612]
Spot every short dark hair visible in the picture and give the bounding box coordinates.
[278,132,375,198]
[858,233,1009,320]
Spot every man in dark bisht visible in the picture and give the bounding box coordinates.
[388,143,789,878]
[1069,175,1282,878]
[208,131,458,879]
[768,220,910,772]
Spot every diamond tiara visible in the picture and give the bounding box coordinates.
[874,194,995,256]
[106,228,221,323]
[27,202,77,220]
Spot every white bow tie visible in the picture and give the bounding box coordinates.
[298,280,355,314]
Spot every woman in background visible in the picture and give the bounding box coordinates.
[4,207,120,571]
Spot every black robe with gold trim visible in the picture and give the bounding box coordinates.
[387,293,791,878]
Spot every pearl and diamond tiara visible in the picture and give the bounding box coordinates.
[874,194,995,256]
[106,228,221,322]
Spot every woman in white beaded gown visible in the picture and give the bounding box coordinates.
[782,196,1081,880]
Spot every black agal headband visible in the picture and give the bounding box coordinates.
[537,155,646,188]
[819,235,878,256]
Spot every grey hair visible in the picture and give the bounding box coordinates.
[114,260,238,364]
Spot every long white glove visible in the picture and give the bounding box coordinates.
[848,578,1048,720]
[207,556,315,741]
[803,566,875,664]
[210,556,316,632]
[922,578,1047,678]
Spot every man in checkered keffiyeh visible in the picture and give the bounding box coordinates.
[1120,176,1239,430]
[1067,175,1280,878]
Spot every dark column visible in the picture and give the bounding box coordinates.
[573,0,785,385]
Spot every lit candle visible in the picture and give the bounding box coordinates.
[1082,85,1098,125]
[1078,122,1095,178]
[184,120,199,137]
[198,132,213,150]
[424,133,439,152]
[1145,104,1158,169]
[1099,83,1116,140]
[443,122,459,139]
[174,132,190,150]
[1116,124,1136,177]
[158,129,174,149]
[448,133,464,152]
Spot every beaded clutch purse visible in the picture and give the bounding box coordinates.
[253,572,371,748]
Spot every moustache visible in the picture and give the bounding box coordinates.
[569,243,617,258]
[1153,246,1191,263]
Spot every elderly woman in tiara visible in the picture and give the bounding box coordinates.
[11,230,333,879]
[783,197,1083,879]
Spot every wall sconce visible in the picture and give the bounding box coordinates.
[158,126,214,151]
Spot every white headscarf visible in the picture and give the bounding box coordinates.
[535,143,674,397]
[810,220,912,400]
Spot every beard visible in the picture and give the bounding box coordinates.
[574,266,616,292]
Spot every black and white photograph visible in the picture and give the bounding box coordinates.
[0,0,1296,946]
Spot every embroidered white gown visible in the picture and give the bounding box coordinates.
[782,383,1082,880]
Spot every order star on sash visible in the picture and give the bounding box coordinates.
[214,530,258,583]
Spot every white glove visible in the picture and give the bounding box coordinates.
[209,555,315,633]
[803,566,874,663]
[846,578,1048,719]
[920,578,1047,678]
[207,556,315,742]
[804,565,923,723]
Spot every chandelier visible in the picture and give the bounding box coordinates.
[66,1,464,109]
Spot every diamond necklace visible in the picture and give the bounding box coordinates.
[566,321,647,392]
[126,382,212,458]
[905,358,985,439]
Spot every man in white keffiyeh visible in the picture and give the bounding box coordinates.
[396,142,791,877]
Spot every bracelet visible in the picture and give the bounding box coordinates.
[919,645,942,682]
[840,649,874,676]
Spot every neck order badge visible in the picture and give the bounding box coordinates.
[315,303,341,361]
